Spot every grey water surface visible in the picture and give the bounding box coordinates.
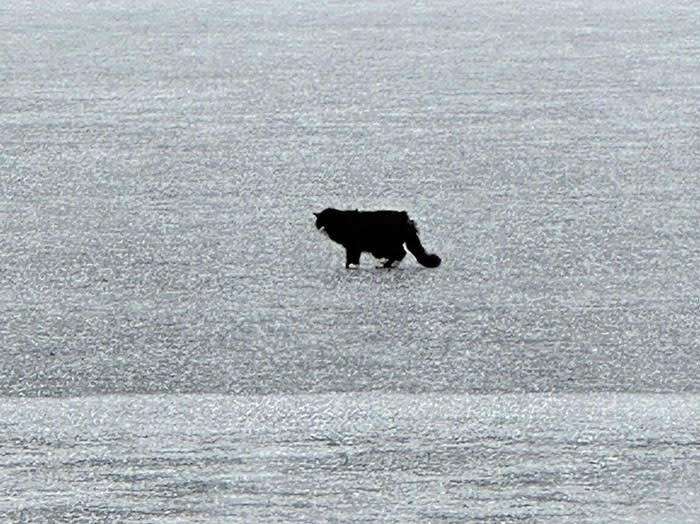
[1,0,699,521]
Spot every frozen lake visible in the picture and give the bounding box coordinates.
[1,0,699,520]
[2,393,700,523]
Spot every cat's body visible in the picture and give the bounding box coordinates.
[314,208,441,268]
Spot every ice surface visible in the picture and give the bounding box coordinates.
[1,393,699,523]
[1,0,699,520]
[2,0,699,395]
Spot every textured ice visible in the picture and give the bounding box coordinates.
[2,0,699,396]
[1,0,699,520]
[1,393,699,523]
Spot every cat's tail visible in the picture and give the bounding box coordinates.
[405,219,441,268]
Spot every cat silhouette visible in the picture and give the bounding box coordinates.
[314,208,441,269]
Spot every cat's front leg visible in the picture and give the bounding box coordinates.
[345,248,361,269]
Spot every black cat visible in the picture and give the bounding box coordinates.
[314,208,441,268]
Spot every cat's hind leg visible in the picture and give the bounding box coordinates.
[381,245,406,268]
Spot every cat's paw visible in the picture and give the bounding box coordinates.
[378,260,401,269]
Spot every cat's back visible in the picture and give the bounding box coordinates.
[318,208,410,240]
[354,210,409,239]
[358,210,408,223]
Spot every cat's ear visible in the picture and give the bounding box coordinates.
[313,212,319,217]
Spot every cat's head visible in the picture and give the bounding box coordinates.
[314,208,340,234]
[313,210,326,232]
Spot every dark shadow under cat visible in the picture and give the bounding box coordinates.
[314,208,441,269]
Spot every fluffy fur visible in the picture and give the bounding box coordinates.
[314,208,441,268]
